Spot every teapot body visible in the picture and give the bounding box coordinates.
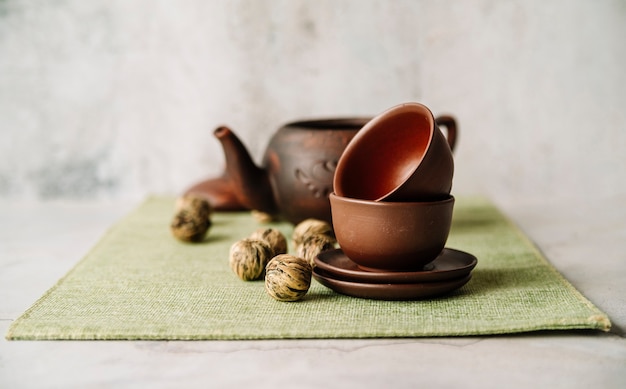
[263,119,369,224]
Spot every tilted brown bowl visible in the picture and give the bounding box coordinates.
[329,193,454,271]
[333,102,455,202]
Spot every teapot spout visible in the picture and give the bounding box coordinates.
[214,126,277,215]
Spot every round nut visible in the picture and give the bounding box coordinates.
[251,210,277,224]
[229,238,273,281]
[250,228,288,257]
[170,195,212,242]
[175,194,213,217]
[265,254,313,302]
[296,234,336,267]
[292,219,335,249]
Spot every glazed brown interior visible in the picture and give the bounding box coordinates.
[335,109,433,201]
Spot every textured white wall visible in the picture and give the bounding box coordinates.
[1,0,624,203]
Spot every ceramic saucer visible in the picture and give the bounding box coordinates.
[312,268,472,300]
[314,248,477,284]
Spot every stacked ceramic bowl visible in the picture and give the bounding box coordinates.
[313,102,477,300]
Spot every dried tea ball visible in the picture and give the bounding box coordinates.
[251,210,277,224]
[170,195,212,242]
[174,193,213,217]
[250,228,288,257]
[265,254,313,302]
[296,234,337,267]
[229,238,273,281]
[292,218,335,249]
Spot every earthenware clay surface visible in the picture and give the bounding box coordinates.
[329,193,454,271]
[213,118,369,223]
[333,102,455,202]
[312,268,472,300]
[314,248,477,284]
[183,174,246,211]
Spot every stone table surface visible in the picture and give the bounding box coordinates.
[1,196,625,388]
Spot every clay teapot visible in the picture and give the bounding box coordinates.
[185,116,457,224]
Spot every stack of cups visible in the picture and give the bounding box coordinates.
[330,102,457,272]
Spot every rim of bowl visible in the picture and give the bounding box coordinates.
[329,192,454,207]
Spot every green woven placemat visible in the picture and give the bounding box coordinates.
[6,196,610,340]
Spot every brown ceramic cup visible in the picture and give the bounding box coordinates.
[333,102,455,202]
[329,193,454,271]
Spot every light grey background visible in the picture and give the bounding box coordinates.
[1,0,625,203]
[2,3,626,387]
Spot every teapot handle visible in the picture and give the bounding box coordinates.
[435,115,457,152]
